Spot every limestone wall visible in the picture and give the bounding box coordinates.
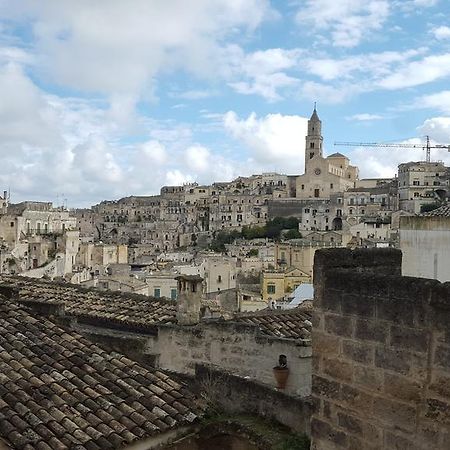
[156,321,312,397]
[311,248,450,449]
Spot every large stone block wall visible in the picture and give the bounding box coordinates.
[194,364,312,434]
[156,321,312,397]
[311,248,450,449]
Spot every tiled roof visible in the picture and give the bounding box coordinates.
[327,152,347,159]
[0,276,177,330]
[0,296,200,450]
[234,309,312,342]
[422,204,450,217]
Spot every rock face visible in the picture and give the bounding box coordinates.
[311,247,450,450]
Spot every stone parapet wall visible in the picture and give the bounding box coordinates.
[194,364,312,434]
[156,321,312,397]
[311,248,450,449]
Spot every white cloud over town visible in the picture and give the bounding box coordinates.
[0,0,449,205]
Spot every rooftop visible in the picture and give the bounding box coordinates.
[327,152,348,159]
[0,276,177,331]
[422,204,450,217]
[0,296,200,450]
[233,308,312,342]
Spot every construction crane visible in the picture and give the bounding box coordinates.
[334,135,450,163]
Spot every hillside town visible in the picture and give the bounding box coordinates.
[1,108,448,310]
[1,107,450,448]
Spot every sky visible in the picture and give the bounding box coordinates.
[0,0,450,207]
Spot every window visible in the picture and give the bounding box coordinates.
[301,184,305,190]
[314,189,320,198]
[330,183,333,189]
[170,288,177,300]
[154,288,161,298]
[433,181,440,186]
[217,275,222,283]
[414,192,420,197]
[413,180,420,186]
[349,209,353,215]
[310,142,315,149]
[10,222,14,227]
[309,152,314,159]
[267,284,276,294]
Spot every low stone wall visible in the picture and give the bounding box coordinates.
[195,364,312,434]
[156,321,312,397]
[311,248,450,450]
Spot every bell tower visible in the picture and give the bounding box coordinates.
[305,103,323,171]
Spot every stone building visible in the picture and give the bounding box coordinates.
[398,161,449,213]
[262,267,310,303]
[400,204,450,282]
[0,201,76,247]
[0,190,8,214]
[296,107,358,200]
[311,247,450,449]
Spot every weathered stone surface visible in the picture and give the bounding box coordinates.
[324,314,353,338]
[353,365,383,392]
[311,418,347,448]
[341,293,375,318]
[434,344,450,370]
[425,398,450,425]
[372,396,416,432]
[313,375,340,400]
[312,248,450,450]
[342,339,374,364]
[313,331,341,356]
[383,373,422,403]
[375,347,411,375]
[384,430,419,450]
[390,325,429,353]
[323,357,353,383]
[429,372,450,398]
[337,411,362,435]
[355,319,388,344]
[339,384,373,413]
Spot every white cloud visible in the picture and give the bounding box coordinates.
[433,25,450,40]
[223,111,308,173]
[165,170,193,186]
[347,113,384,121]
[378,53,450,89]
[418,117,450,143]
[2,0,275,100]
[226,47,302,101]
[299,81,357,104]
[139,140,167,166]
[411,91,450,114]
[295,0,390,47]
[175,90,218,100]
[185,145,211,172]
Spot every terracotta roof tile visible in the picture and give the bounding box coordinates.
[233,308,312,342]
[0,295,201,450]
[0,275,178,330]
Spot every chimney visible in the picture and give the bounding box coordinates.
[175,275,203,326]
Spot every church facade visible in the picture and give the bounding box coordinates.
[296,107,358,200]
